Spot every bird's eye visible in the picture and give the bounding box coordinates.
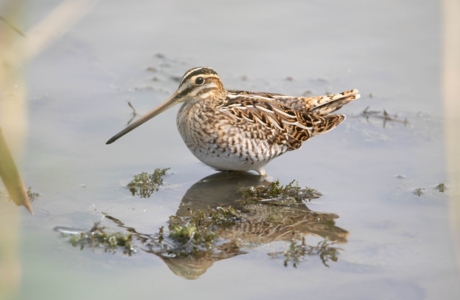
[195,77,204,85]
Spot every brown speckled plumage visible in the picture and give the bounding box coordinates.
[107,67,360,176]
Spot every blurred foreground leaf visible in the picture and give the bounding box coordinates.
[0,128,33,214]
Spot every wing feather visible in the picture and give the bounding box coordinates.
[218,90,356,150]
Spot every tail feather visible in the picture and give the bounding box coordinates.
[310,89,360,115]
[311,114,346,136]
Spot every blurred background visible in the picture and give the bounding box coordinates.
[1,0,459,299]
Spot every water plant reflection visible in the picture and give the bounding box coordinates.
[56,172,349,279]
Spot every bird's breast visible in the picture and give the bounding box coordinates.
[176,102,288,171]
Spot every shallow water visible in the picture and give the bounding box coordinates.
[1,0,459,299]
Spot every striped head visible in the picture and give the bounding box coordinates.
[176,67,226,103]
[106,67,226,144]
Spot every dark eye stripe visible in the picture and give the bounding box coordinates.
[177,86,192,98]
[179,67,218,86]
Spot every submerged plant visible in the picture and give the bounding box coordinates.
[27,187,40,202]
[435,183,445,193]
[59,222,136,256]
[414,187,424,196]
[238,180,321,204]
[166,206,243,257]
[56,176,349,277]
[128,167,170,198]
[359,106,409,128]
[268,237,340,268]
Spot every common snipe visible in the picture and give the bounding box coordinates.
[107,67,360,176]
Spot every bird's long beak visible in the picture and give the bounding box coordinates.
[106,91,181,144]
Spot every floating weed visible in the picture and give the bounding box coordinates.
[128,167,170,198]
[167,206,242,253]
[27,187,40,202]
[238,180,321,205]
[56,177,345,273]
[210,206,241,226]
[57,206,243,259]
[169,223,197,244]
[414,188,424,196]
[268,237,340,268]
[62,222,136,256]
[359,106,409,128]
[435,183,445,193]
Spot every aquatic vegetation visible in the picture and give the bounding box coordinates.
[435,183,445,193]
[238,180,321,204]
[57,177,348,276]
[128,167,170,198]
[166,206,242,256]
[268,237,339,268]
[59,222,136,256]
[58,207,243,259]
[359,106,409,128]
[0,187,39,205]
[169,223,198,244]
[26,187,39,202]
[414,188,425,196]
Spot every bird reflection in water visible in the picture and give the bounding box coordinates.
[56,172,349,280]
